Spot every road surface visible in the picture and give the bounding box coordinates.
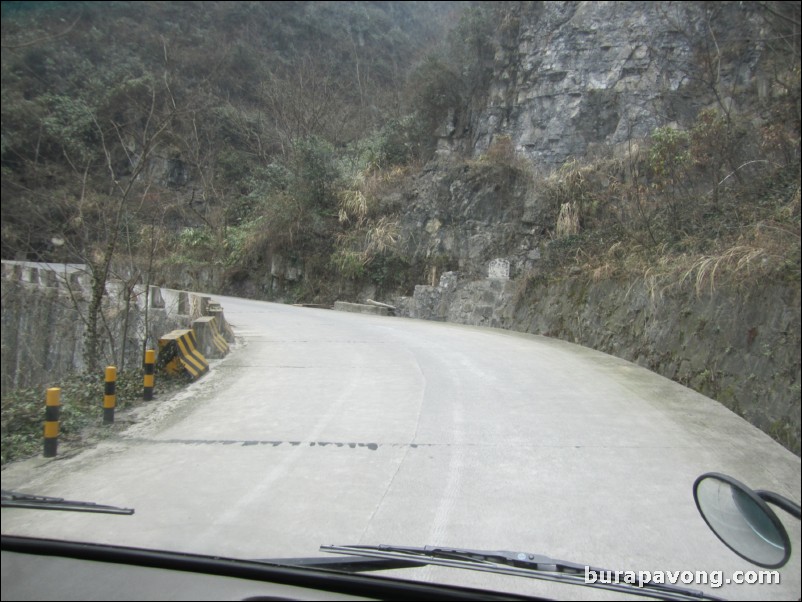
[2,296,800,599]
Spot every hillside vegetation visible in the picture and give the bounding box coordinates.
[1,0,456,271]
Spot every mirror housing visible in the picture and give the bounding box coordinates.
[693,472,791,568]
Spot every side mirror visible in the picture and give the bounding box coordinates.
[693,473,792,568]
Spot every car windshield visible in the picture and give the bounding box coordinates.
[1,2,800,601]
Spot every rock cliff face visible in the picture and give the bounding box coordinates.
[444,1,765,165]
[389,159,534,281]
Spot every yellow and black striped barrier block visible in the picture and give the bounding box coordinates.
[143,349,156,400]
[210,318,229,355]
[43,388,61,458]
[192,316,229,359]
[103,366,117,424]
[206,305,235,343]
[157,329,209,379]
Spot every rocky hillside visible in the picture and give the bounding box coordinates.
[454,2,773,164]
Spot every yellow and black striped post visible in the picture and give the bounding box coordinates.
[103,366,117,425]
[143,349,155,401]
[43,387,61,457]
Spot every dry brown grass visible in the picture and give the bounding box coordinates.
[678,221,799,295]
[361,163,417,199]
[480,135,516,164]
[338,188,369,224]
[556,201,581,237]
[547,212,799,306]
[362,216,399,255]
[333,215,400,279]
[525,119,800,298]
[680,246,770,295]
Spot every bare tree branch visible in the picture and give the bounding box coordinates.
[1,17,80,49]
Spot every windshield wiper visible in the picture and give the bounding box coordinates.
[321,545,724,601]
[1,490,134,515]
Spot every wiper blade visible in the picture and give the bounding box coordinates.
[258,554,427,573]
[322,545,724,601]
[1,490,134,515]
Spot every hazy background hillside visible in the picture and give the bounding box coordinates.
[1,1,460,266]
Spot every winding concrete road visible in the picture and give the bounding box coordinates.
[2,296,800,599]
